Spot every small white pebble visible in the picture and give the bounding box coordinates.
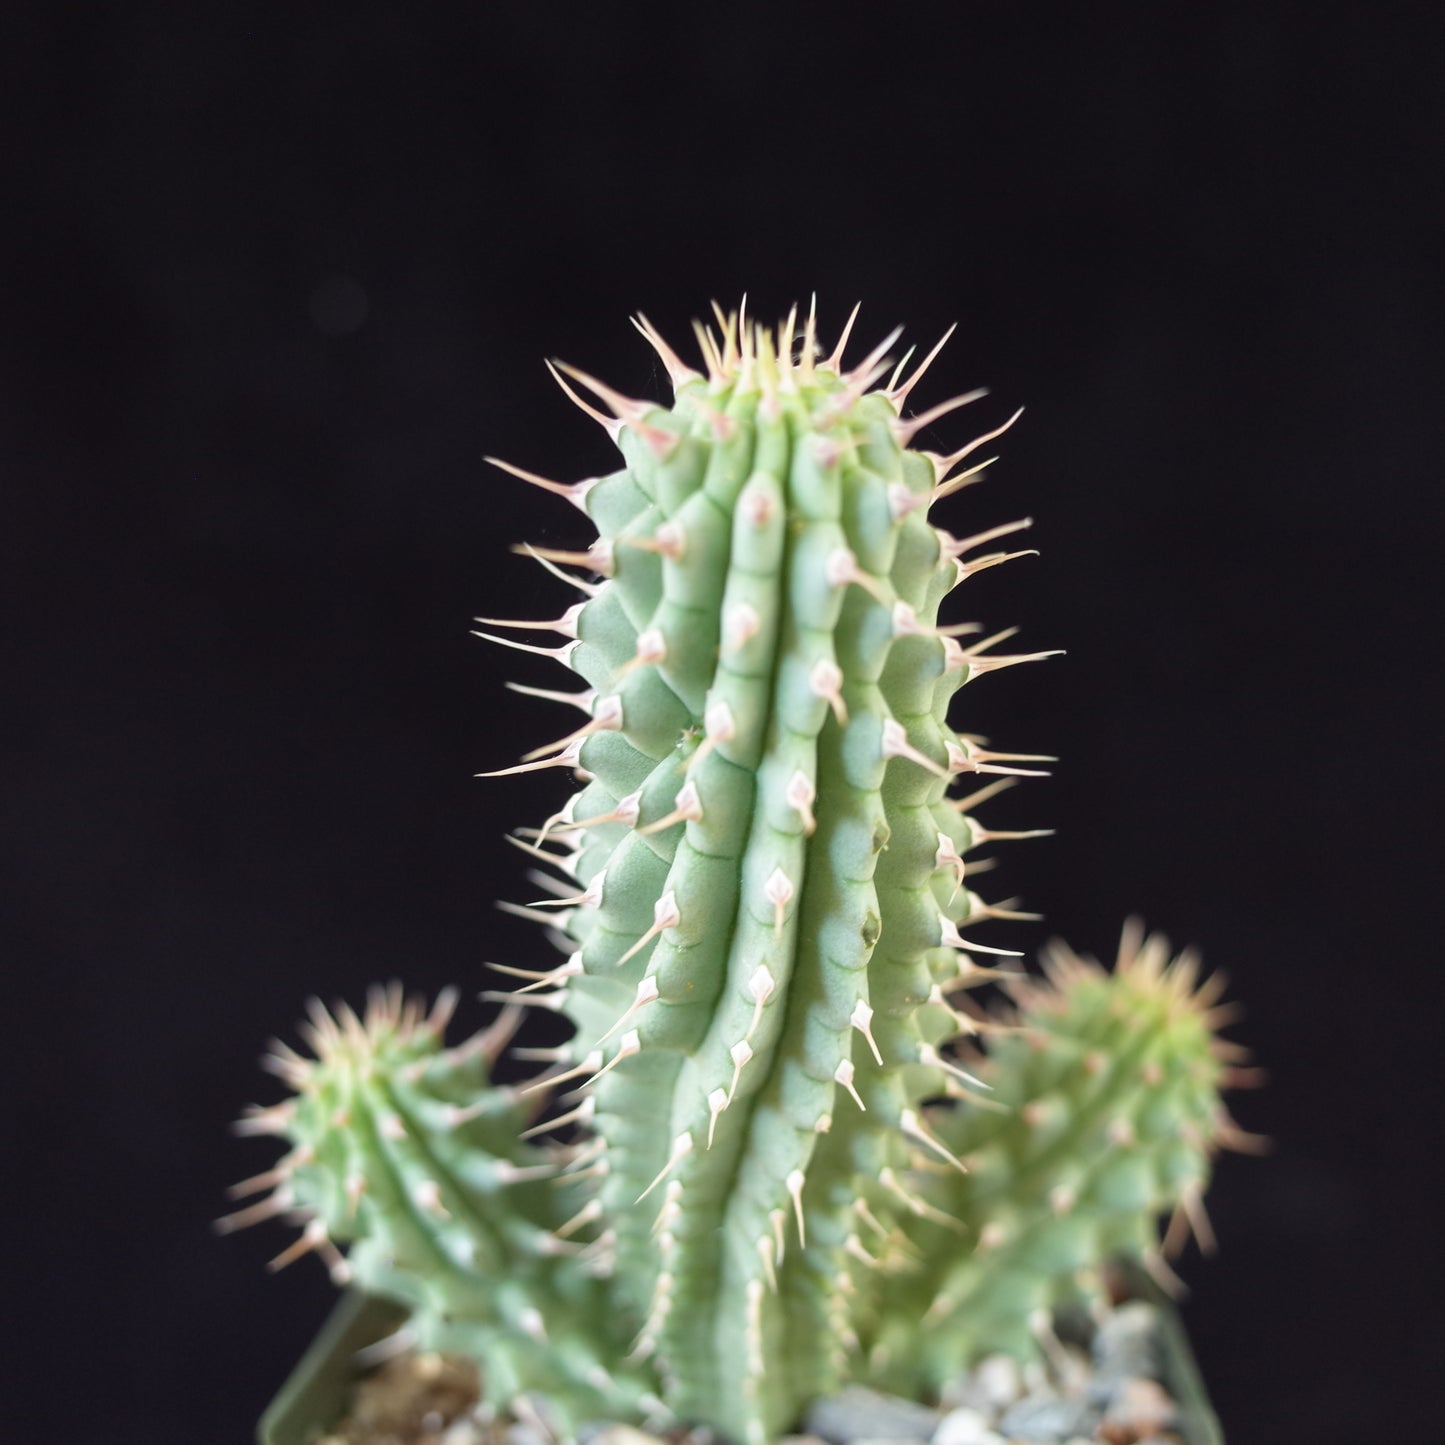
[931,1405,1004,1445]
[974,1354,1023,1409]
[442,1423,486,1445]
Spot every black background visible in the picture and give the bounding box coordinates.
[5,7,1443,1443]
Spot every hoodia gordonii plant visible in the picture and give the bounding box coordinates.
[224,304,1258,1445]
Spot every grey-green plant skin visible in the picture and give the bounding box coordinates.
[227,306,1247,1445]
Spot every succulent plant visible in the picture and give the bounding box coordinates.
[224,303,1255,1445]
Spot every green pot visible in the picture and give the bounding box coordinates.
[258,1273,1223,1445]
[258,1291,408,1445]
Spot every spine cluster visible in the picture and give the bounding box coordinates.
[226,305,1250,1445]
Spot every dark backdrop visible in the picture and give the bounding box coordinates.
[5,7,1442,1443]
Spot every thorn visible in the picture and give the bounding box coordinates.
[651,1179,683,1237]
[840,325,904,395]
[887,324,958,410]
[476,739,583,786]
[484,455,597,513]
[518,1048,603,1096]
[768,1171,804,1256]
[938,914,1025,957]
[960,646,1065,679]
[636,1131,693,1203]
[930,408,1025,482]
[850,999,883,1066]
[525,871,604,911]
[743,964,777,1042]
[597,975,661,1045]
[502,832,576,871]
[267,1217,330,1273]
[532,787,643,842]
[426,987,460,1037]
[637,780,703,836]
[886,480,932,521]
[824,546,889,604]
[727,1040,754,1103]
[551,359,679,453]
[784,770,817,834]
[706,1087,729,1148]
[800,295,819,381]
[891,601,970,639]
[473,601,585,639]
[545,359,622,439]
[519,1093,596,1140]
[854,1197,892,1243]
[769,1206,788,1266]
[611,890,681,967]
[938,518,1034,560]
[620,518,687,561]
[520,695,624,762]
[632,313,702,390]
[959,896,1043,927]
[757,1233,779,1292]
[478,986,570,1012]
[881,717,950,779]
[714,298,743,375]
[740,480,776,528]
[554,1197,605,1240]
[918,1042,990,1093]
[934,830,966,898]
[412,1180,449,1219]
[947,737,1055,779]
[777,302,799,381]
[931,456,1002,507]
[844,1232,879,1270]
[470,1002,525,1064]
[968,825,1055,846]
[612,626,667,681]
[950,776,1019,813]
[893,388,991,445]
[1141,1248,1189,1298]
[225,1148,312,1201]
[214,1186,295,1234]
[824,302,862,372]
[814,1111,833,1134]
[723,600,762,653]
[900,1108,969,1175]
[810,658,849,726]
[1214,1118,1273,1155]
[515,542,606,596]
[344,1173,366,1217]
[884,344,916,394]
[509,539,614,576]
[471,629,580,664]
[510,1044,572,1063]
[764,867,795,940]
[834,1058,866,1110]
[581,1029,641,1086]
[878,1166,967,1232]
[692,319,724,383]
[489,954,584,996]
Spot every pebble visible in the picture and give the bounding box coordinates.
[940,1355,1023,1414]
[931,1405,1006,1445]
[804,1385,942,1444]
[582,1430,666,1445]
[1089,1302,1166,1400]
[996,1392,1102,1443]
[1098,1376,1181,1441]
